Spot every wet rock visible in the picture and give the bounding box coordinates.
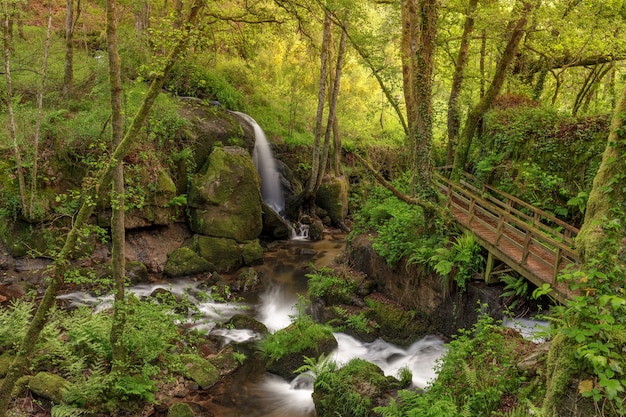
[186,235,262,273]
[316,175,349,225]
[168,402,195,417]
[0,281,37,302]
[28,372,70,404]
[188,146,263,242]
[126,260,149,285]
[225,314,268,336]
[261,202,291,239]
[179,354,220,390]
[164,247,215,278]
[234,268,259,292]
[308,219,324,241]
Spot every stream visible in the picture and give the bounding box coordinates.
[57,233,446,416]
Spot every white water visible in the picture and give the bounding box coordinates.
[235,112,285,214]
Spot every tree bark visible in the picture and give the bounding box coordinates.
[63,0,81,98]
[576,83,626,263]
[452,0,536,180]
[401,0,437,196]
[30,0,53,220]
[316,15,347,191]
[445,0,478,166]
[0,2,205,414]
[106,0,127,374]
[303,11,331,210]
[2,1,27,217]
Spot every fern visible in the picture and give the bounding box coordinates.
[51,404,88,417]
[461,362,478,389]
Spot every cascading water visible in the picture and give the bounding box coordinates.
[234,112,285,214]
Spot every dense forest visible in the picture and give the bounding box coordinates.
[0,0,625,416]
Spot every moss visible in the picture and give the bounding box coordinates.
[28,372,70,404]
[164,247,215,277]
[179,354,220,390]
[187,235,243,272]
[168,402,195,417]
[240,239,263,265]
[316,175,349,224]
[0,353,14,377]
[542,333,580,416]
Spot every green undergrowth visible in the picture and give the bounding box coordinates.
[0,292,210,415]
[375,313,542,417]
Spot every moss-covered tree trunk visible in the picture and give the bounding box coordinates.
[63,0,80,98]
[106,0,127,374]
[451,0,536,181]
[401,0,437,197]
[0,3,204,415]
[445,0,478,166]
[576,81,626,263]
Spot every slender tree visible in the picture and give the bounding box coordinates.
[0,2,205,414]
[30,0,53,220]
[445,0,478,166]
[452,0,536,180]
[2,0,27,217]
[63,0,81,98]
[106,0,127,374]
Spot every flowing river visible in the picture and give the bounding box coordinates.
[58,233,445,416]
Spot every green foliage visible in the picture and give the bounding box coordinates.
[0,299,34,351]
[375,313,538,417]
[350,177,446,266]
[164,63,245,110]
[500,275,530,311]
[307,267,357,304]
[408,231,484,293]
[332,306,378,335]
[258,311,334,363]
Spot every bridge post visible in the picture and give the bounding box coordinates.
[484,252,500,284]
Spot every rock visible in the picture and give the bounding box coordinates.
[188,146,263,242]
[235,268,259,292]
[261,202,291,239]
[28,372,70,404]
[308,219,324,241]
[186,235,262,273]
[179,354,220,390]
[518,342,551,376]
[125,260,149,285]
[226,314,269,336]
[265,323,337,381]
[312,358,405,416]
[123,167,181,229]
[0,353,14,377]
[167,402,195,417]
[164,247,215,278]
[316,175,349,225]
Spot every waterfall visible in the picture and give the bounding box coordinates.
[234,112,285,214]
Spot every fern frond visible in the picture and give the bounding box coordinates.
[51,404,88,417]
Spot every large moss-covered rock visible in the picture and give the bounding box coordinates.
[316,175,349,225]
[28,372,70,404]
[188,146,263,242]
[312,359,405,417]
[179,354,220,390]
[164,247,215,277]
[122,166,180,229]
[0,353,14,377]
[265,322,337,381]
[186,235,262,273]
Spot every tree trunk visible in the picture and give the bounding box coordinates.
[401,0,437,196]
[63,0,81,98]
[30,0,53,220]
[2,1,27,217]
[106,0,127,374]
[0,3,205,414]
[134,0,150,32]
[576,83,626,263]
[445,0,478,166]
[316,15,347,191]
[452,0,536,180]
[303,11,331,210]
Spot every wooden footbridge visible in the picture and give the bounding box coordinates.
[433,171,579,303]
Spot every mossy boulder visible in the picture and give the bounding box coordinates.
[316,175,349,225]
[312,359,405,417]
[122,166,180,229]
[28,372,70,404]
[264,322,337,381]
[164,247,215,278]
[188,146,263,242]
[179,354,220,390]
[168,402,195,417]
[226,313,269,336]
[186,235,263,273]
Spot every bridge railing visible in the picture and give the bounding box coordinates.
[433,171,579,283]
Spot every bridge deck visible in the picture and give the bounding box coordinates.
[434,172,579,303]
